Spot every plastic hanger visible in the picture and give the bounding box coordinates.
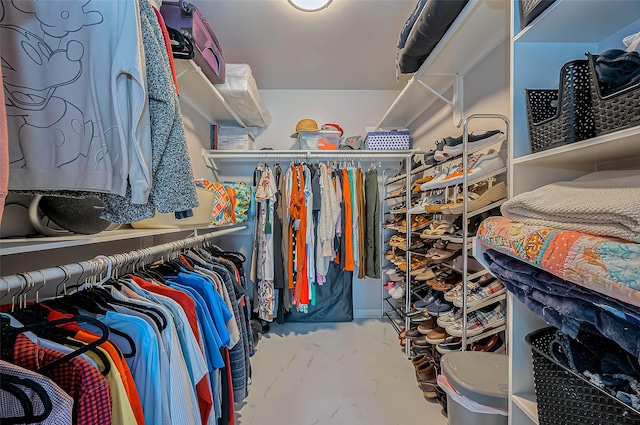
[1,315,109,374]
[0,373,53,424]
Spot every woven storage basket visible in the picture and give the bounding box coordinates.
[519,0,555,29]
[586,52,640,136]
[525,327,640,425]
[525,60,595,153]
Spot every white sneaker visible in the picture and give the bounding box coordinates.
[442,131,506,157]
[422,151,504,190]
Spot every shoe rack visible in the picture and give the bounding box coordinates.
[381,153,422,334]
[399,114,511,360]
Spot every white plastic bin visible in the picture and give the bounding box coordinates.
[439,352,508,425]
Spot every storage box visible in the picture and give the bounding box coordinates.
[525,60,595,153]
[298,130,341,150]
[526,327,640,425]
[365,130,411,150]
[215,126,255,150]
[215,64,272,129]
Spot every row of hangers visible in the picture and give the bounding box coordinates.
[0,240,247,424]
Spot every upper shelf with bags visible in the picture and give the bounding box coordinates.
[161,1,272,132]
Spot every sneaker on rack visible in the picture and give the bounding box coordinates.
[425,326,448,344]
[388,282,405,299]
[415,267,436,281]
[436,336,463,354]
[453,279,505,308]
[446,304,506,337]
[419,167,453,191]
[441,130,505,158]
[425,297,454,317]
[412,289,440,310]
[471,334,505,353]
[441,150,505,186]
[436,307,462,328]
[444,279,482,302]
[388,270,405,282]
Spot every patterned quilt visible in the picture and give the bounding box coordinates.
[477,216,640,308]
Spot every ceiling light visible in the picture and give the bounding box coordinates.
[288,0,332,12]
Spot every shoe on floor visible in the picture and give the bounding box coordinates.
[411,353,433,368]
[416,363,438,399]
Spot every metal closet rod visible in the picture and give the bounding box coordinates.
[0,226,247,294]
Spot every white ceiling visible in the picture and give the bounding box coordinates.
[195,0,417,90]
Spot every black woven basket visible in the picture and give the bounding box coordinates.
[586,52,640,136]
[525,60,596,153]
[519,0,555,29]
[525,327,640,425]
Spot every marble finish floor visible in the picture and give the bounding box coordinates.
[236,318,449,425]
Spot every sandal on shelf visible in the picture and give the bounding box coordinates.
[384,215,403,226]
[445,181,507,215]
[420,220,455,239]
[428,249,462,265]
[386,187,406,199]
[411,215,431,231]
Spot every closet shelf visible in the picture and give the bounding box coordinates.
[514,0,640,43]
[174,59,247,127]
[513,126,640,170]
[0,223,248,256]
[202,148,413,171]
[377,0,509,129]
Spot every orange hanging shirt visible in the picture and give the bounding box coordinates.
[342,169,355,272]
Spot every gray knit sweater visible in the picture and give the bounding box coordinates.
[99,0,197,223]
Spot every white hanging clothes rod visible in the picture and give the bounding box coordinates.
[0,225,247,294]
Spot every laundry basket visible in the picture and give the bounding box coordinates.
[525,59,595,153]
[525,327,640,425]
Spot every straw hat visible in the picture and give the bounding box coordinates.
[290,118,320,138]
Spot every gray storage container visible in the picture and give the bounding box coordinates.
[441,351,509,425]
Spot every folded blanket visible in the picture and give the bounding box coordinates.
[483,248,640,362]
[501,170,640,242]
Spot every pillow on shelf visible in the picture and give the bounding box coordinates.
[397,0,429,49]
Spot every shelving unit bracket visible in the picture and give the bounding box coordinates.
[415,73,463,127]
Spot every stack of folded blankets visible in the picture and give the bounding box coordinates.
[476,169,640,406]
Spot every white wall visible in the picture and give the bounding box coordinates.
[182,89,401,319]
[410,39,510,149]
[256,90,400,149]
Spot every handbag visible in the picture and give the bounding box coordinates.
[194,179,234,226]
[224,182,252,223]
